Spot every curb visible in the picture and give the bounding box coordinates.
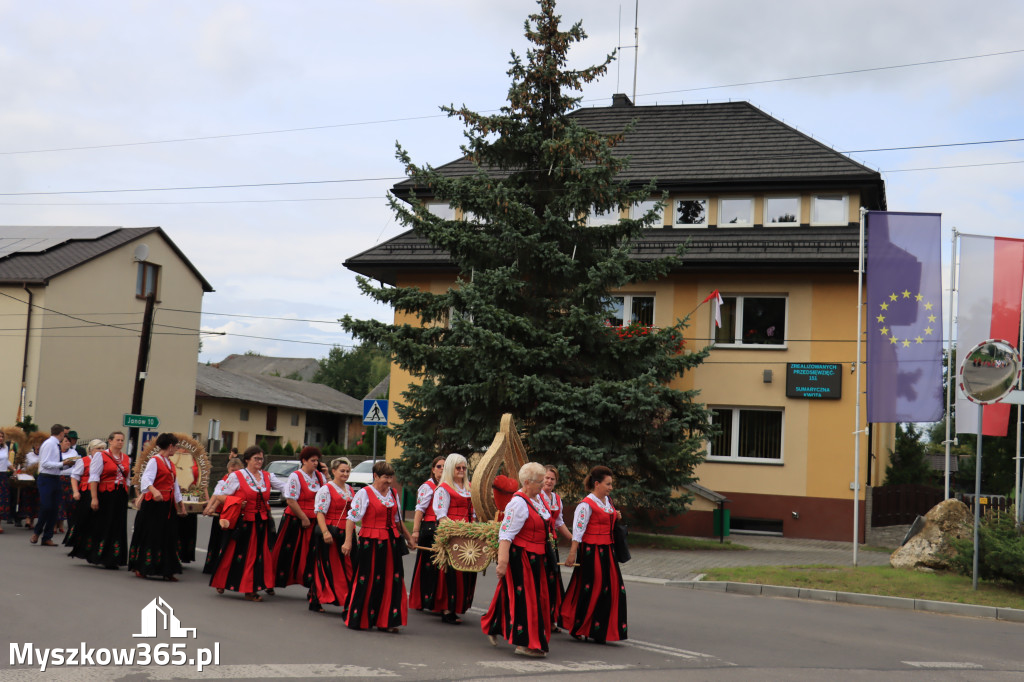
[666,580,1024,624]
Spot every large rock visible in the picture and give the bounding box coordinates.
[889,498,972,571]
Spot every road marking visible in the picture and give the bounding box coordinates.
[3,664,398,680]
[622,639,719,660]
[478,659,631,674]
[903,662,984,669]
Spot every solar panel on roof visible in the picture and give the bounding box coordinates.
[0,226,118,259]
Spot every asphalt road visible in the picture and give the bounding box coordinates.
[3,512,1022,681]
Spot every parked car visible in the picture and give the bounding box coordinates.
[266,459,300,506]
[348,459,375,490]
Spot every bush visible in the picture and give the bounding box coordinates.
[283,442,295,456]
[270,441,284,455]
[948,510,1024,587]
[259,438,271,453]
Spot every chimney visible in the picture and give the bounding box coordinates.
[611,93,634,108]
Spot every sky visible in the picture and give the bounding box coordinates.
[0,0,1021,364]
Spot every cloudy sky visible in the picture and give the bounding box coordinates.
[1,0,1021,363]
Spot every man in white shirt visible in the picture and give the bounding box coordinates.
[32,423,68,545]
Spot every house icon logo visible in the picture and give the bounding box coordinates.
[133,597,197,639]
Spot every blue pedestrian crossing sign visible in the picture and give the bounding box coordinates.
[363,399,388,425]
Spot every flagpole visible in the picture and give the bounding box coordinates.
[853,207,867,566]
[945,228,959,500]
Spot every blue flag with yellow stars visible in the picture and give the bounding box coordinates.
[866,212,944,423]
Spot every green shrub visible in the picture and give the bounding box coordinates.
[948,509,1024,586]
[270,441,284,455]
[283,442,295,456]
[259,438,271,453]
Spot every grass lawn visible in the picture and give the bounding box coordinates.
[702,564,1024,610]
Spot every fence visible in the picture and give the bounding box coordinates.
[870,484,945,527]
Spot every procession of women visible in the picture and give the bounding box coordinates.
[1,426,628,660]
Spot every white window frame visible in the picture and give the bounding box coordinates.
[674,197,708,227]
[706,407,784,463]
[604,294,655,327]
[714,295,788,348]
[426,201,456,220]
[630,198,665,226]
[810,194,848,226]
[763,196,801,226]
[587,205,622,227]
[717,197,754,227]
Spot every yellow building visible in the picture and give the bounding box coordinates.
[0,226,211,447]
[346,97,895,541]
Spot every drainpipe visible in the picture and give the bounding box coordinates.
[17,284,33,422]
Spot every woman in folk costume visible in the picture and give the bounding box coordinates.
[541,465,572,632]
[430,453,477,624]
[201,457,243,574]
[560,465,627,643]
[307,457,356,613]
[0,432,12,532]
[129,433,187,581]
[17,443,41,528]
[481,462,552,658]
[408,455,445,612]
[270,446,325,590]
[64,439,104,550]
[209,446,287,602]
[79,432,131,568]
[341,459,415,633]
[55,435,76,534]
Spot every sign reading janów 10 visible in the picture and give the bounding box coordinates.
[123,413,160,429]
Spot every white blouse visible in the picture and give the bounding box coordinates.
[498,494,550,542]
[540,490,565,530]
[415,481,436,514]
[88,451,129,485]
[346,485,402,525]
[0,444,10,472]
[139,455,183,503]
[432,482,476,521]
[211,476,231,496]
[219,469,287,496]
[314,481,353,515]
[571,493,614,542]
[284,469,323,500]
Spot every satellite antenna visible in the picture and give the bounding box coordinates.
[133,243,149,262]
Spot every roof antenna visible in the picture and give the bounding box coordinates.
[616,1,639,102]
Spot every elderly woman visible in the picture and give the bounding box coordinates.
[209,446,287,602]
[541,465,573,632]
[408,455,445,613]
[271,446,326,590]
[129,433,187,581]
[560,465,627,643]
[308,457,356,613]
[431,453,476,624]
[64,439,104,550]
[342,460,415,632]
[83,432,131,568]
[481,461,552,658]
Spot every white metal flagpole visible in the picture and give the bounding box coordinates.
[853,208,866,566]
[945,228,959,500]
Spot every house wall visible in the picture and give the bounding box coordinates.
[2,236,204,446]
[0,286,35,425]
[193,397,307,452]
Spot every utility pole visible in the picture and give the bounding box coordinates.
[129,293,156,465]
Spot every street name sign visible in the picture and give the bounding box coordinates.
[123,413,160,429]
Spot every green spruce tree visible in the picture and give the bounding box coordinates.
[342,0,713,519]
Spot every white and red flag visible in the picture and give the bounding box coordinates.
[955,234,1024,436]
[702,289,723,328]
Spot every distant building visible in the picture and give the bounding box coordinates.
[0,226,212,444]
[194,362,362,452]
[216,354,320,382]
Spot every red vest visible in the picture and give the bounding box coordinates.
[96,452,130,492]
[542,491,562,535]
[580,496,616,545]
[234,469,271,521]
[438,482,473,522]
[510,492,548,554]
[358,487,399,540]
[323,483,352,526]
[75,455,92,489]
[284,469,324,517]
[143,455,176,501]
[421,479,438,522]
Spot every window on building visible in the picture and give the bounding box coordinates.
[811,194,848,225]
[718,198,754,226]
[427,202,455,220]
[266,406,278,432]
[193,402,202,416]
[240,408,249,421]
[715,296,787,346]
[708,408,783,461]
[604,294,654,327]
[675,198,708,227]
[587,205,621,226]
[290,413,300,426]
[136,262,160,299]
[630,199,664,226]
[764,196,800,225]
[221,431,234,451]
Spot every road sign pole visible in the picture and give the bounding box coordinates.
[372,425,378,464]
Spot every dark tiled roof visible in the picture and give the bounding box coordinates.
[217,354,320,382]
[195,364,361,416]
[345,225,860,283]
[0,226,213,292]
[394,100,884,200]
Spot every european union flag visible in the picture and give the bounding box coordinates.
[866,212,944,423]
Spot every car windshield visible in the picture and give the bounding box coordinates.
[351,460,374,474]
[267,461,299,476]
